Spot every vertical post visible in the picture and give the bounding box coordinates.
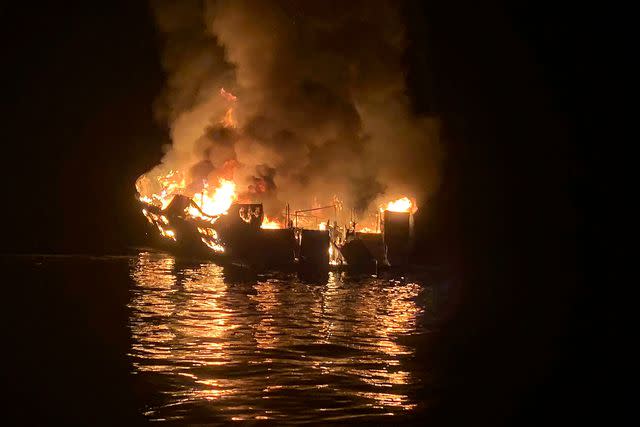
[285,203,289,227]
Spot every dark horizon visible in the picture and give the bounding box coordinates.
[1,1,599,425]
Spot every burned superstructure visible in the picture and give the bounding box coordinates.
[138,192,415,272]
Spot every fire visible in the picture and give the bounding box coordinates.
[136,170,188,210]
[137,86,285,252]
[196,179,237,216]
[138,171,238,220]
[221,107,235,127]
[197,227,225,253]
[354,196,417,233]
[137,85,422,260]
[220,87,237,102]
[138,172,239,247]
[135,88,240,217]
[220,88,237,126]
[162,229,176,240]
[381,197,417,213]
[357,227,380,234]
[141,209,177,241]
[261,215,282,229]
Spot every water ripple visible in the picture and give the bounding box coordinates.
[128,251,432,424]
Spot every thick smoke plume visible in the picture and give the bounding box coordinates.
[143,0,442,221]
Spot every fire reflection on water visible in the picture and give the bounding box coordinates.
[128,251,430,423]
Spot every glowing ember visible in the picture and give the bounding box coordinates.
[202,239,225,253]
[381,197,417,213]
[261,215,282,229]
[197,227,225,253]
[141,209,152,224]
[141,209,177,241]
[197,227,218,239]
[162,229,176,240]
[318,222,327,231]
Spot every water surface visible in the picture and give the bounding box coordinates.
[1,252,436,425]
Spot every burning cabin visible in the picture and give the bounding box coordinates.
[139,191,415,271]
[337,209,414,269]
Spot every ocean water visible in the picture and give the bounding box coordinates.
[1,251,437,425]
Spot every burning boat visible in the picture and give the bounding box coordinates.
[135,87,420,272]
[139,193,296,269]
[138,182,416,272]
[332,198,415,270]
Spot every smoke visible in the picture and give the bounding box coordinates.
[143,0,442,220]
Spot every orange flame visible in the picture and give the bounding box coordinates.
[381,197,417,213]
[197,179,237,216]
[221,107,236,127]
[357,227,380,234]
[261,215,282,229]
[138,88,420,249]
[220,87,237,102]
[141,209,177,241]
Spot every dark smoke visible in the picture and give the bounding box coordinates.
[144,0,442,220]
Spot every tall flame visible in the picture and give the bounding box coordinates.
[198,179,238,216]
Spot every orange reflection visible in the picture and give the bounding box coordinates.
[129,252,427,422]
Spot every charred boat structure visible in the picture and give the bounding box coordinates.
[138,194,414,272]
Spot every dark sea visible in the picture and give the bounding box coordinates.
[1,251,439,425]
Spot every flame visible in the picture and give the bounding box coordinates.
[201,237,225,253]
[220,88,237,126]
[142,209,177,241]
[138,172,237,223]
[220,87,237,102]
[135,170,187,210]
[261,215,282,229]
[135,87,245,251]
[221,107,236,127]
[197,227,225,253]
[357,227,380,234]
[198,179,237,216]
[381,197,417,213]
[135,86,239,216]
[328,243,342,265]
[138,174,238,246]
[162,229,176,240]
[137,87,420,254]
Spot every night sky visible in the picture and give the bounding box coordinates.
[1,1,600,425]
